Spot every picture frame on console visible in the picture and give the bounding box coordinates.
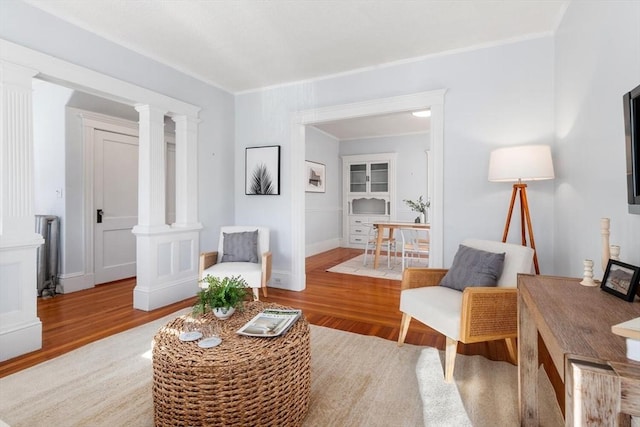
[600,259,640,302]
[305,161,326,193]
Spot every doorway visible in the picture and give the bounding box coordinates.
[93,129,138,284]
[291,90,446,291]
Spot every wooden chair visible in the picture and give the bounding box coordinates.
[199,226,272,300]
[397,239,534,382]
[362,224,396,269]
[398,228,430,270]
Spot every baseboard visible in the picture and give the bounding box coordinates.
[133,275,199,311]
[58,272,95,293]
[0,318,42,362]
[306,238,341,257]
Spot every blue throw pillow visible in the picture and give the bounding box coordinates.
[221,230,259,263]
[439,244,505,291]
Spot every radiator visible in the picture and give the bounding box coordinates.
[35,215,59,297]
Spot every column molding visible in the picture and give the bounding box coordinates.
[0,60,43,361]
[172,115,201,228]
[133,104,169,233]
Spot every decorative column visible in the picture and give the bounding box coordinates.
[132,106,200,311]
[134,105,168,231]
[172,115,201,228]
[0,61,43,361]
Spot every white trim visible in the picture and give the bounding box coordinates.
[290,90,446,290]
[337,129,429,142]
[306,238,341,257]
[0,39,200,117]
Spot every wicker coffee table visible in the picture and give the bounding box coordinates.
[152,301,311,426]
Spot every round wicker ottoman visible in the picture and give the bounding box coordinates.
[152,301,311,426]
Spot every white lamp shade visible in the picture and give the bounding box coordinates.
[488,145,555,182]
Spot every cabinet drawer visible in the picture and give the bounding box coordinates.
[351,226,369,235]
[350,217,369,226]
[349,235,369,245]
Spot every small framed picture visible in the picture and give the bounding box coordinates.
[305,161,326,193]
[600,260,640,302]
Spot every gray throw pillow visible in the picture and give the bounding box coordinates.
[221,230,259,263]
[439,244,505,291]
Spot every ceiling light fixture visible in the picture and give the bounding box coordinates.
[411,110,431,118]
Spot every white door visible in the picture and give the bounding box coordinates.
[94,129,138,284]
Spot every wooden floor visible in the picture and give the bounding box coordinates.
[1,247,514,378]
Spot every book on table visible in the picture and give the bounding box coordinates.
[612,316,640,361]
[237,308,302,337]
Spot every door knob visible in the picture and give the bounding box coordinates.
[97,209,103,223]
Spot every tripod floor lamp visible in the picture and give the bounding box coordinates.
[488,145,555,274]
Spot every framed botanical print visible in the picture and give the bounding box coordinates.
[245,145,280,195]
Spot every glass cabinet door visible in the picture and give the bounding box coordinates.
[349,164,367,193]
[369,162,389,193]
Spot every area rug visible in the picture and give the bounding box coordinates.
[326,253,407,280]
[0,309,426,426]
[418,348,564,427]
[0,309,562,426]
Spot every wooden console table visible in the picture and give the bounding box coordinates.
[518,275,640,426]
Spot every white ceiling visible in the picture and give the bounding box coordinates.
[24,0,568,94]
[313,110,431,140]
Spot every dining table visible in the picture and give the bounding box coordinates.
[371,221,430,269]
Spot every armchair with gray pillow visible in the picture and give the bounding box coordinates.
[199,226,272,300]
[397,239,535,382]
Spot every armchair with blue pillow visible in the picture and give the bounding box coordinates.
[397,239,535,382]
[199,226,272,300]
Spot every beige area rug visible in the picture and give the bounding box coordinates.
[0,309,562,427]
[418,348,564,427]
[327,253,416,281]
[0,309,424,427]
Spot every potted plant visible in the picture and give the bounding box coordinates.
[195,275,249,319]
[403,195,430,223]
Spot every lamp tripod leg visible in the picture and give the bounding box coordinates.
[502,185,519,243]
[520,187,540,274]
[501,184,540,274]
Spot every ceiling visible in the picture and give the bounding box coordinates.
[24,0,568,94]
[313,110,431,140]
[23,0,567,140]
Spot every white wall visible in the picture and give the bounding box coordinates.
[304,127,341,255]
[554,1,640,278]
[0,0,236,256]
[236,36,555,287]
[33,81,71,218]
[340,133,430,222]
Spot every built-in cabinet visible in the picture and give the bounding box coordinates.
[342,153,397,248]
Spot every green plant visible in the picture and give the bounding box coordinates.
[194,275,249,314]
[403,195,430,214]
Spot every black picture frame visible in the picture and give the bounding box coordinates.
[245,145,280,195]
[600,259,640,302]
[305,160,326,193]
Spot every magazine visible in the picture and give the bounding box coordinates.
[237,308,302,337]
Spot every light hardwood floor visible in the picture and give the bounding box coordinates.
[0,247,514,378]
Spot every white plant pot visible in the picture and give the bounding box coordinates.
[213,306,235,320]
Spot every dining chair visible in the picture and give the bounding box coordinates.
[362,224,396,269]
[399,228,430,270]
